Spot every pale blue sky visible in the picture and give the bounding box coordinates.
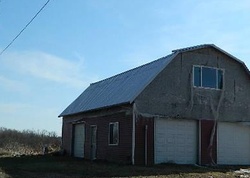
[0,0,250,135]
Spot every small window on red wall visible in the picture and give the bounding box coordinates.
[109,122,119,145]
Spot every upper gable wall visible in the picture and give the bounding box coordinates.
[135,47,250,122]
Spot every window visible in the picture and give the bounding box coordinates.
[193,66,223,89]
[194,67,201,87]
[109,122,119,145]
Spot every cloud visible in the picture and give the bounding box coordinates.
[0,103,32,114]
[0,102,62,135]
[0,75,28,92]
[150,0,250,62]
[1,51,95,89]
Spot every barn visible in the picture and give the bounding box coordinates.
[59,44,250,165]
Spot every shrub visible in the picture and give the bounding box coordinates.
[0,127,61,155]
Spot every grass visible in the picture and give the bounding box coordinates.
[0,154,248,178]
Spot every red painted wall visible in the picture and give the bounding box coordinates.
[134,116,154,165]
[62,119,73,155]
[62,109,133,164]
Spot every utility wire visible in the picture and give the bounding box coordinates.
[0,0,50,56]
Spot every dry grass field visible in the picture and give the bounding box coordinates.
[0,128,249,178]
[0,153,249,178]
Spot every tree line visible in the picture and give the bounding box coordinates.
[0,127,61,155]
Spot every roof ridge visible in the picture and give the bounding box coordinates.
[171,43,250,76]
[172,44,214,53]
[90,53,174,86]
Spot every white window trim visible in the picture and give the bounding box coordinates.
[108,122,119,146]
[193,65,224,90]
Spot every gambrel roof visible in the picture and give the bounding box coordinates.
[59,44,249,117]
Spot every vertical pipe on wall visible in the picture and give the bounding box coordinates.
[132,103,136,165]
[61,118,64,152]
[145,125,148,166]
[70,123,74,156]
[198,120,201,165]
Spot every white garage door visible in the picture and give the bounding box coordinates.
[155,118,198,164]
[73,124,85,158]
[218,122,250,165]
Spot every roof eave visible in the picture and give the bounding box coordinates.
[58,101,131,118]
[210,44,250,75]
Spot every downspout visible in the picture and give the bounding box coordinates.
[61,118,64,152]
[198,120,201,165]
[71,123,75,156]
[132,103,136,165]
[145,125,148,166]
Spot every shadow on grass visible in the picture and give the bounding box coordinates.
[0,155,247,178]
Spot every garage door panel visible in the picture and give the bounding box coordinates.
[218,122,250,165]
[73,124,85,158]
[155,119,197,164]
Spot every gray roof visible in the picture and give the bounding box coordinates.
[59,53,177,116]
[59,44,250,117]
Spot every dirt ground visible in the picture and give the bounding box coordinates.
[0,154,249,178]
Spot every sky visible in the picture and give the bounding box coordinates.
[0,0,250,136]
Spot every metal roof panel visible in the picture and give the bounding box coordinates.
[59,53,175,117]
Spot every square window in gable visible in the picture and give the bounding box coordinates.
[194,66,201,87]
[217,69,224,89]
[202,67,217,88]
[193,66,224,90]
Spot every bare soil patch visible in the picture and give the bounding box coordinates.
[0,154,249,178]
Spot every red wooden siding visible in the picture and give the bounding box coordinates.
[62,119,73,155]
[62,111,133,164]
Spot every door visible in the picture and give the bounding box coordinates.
[73,123,85,158]
[218,122,250,165]
[155,118,198,164]
[199,120,217,165]
[90,125,97,160]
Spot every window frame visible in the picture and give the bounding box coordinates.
[193,65,224,90]
[108,122,119,146]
